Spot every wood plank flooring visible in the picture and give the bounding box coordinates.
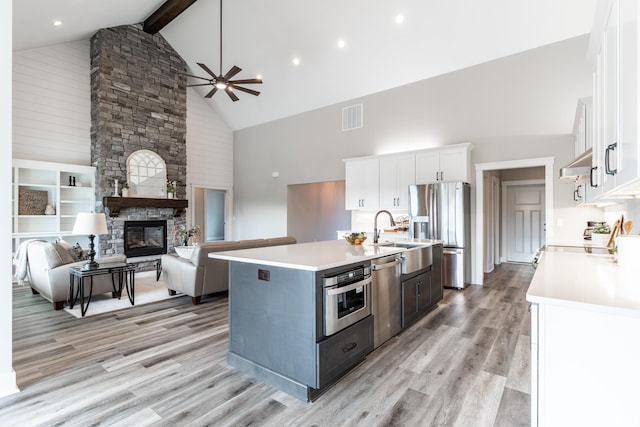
[0,263,533,426]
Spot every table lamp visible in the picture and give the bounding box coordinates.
[72,212,108,269]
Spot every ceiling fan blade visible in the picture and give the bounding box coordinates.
[223,65,242,81]
[197,62,218,78]
[187,83,213,87]
[229,78,263,85]
[205,86,218,98]
[231,85,260,96]
[183,73,213,82]
[225,87,240,102]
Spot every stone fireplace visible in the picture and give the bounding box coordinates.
[89,24,188,264]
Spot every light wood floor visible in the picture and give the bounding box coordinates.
[1,263,533,426]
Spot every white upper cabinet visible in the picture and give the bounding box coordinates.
[415,143,472,184]
[344,157,380,210]
[591,0,640,198]
[380,153,415,209]
[574,98,593,157]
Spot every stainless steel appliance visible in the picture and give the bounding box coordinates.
[371,254,401,348]
[408,182,471,289]
[323,264,372,336]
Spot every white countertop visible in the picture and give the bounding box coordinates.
[526,249,640,317]
[209,239,440,271]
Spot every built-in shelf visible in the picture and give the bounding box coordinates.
[103,197,188,217]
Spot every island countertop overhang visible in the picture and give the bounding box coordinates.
[208,239,441,271]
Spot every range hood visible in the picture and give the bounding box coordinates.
[559,149,592,182]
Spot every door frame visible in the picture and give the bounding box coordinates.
[473,157,554,285]
[502,179,545,264]
[189,183,233,241]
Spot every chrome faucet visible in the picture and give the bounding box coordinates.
[374,210,396,243]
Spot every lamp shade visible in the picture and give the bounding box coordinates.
[72,212,108,235]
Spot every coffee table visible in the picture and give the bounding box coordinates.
[69,262,136,317]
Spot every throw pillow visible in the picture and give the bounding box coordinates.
[53,242,76,265]
[71,243,85,261]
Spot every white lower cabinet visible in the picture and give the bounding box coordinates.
[531,302,640,426]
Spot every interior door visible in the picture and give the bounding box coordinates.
[506,184,545,263]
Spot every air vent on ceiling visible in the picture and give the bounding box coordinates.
[342,104,363,131]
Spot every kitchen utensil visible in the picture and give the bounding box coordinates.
[624,221,633,235]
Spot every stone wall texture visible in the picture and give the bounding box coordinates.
[90,24,188,258]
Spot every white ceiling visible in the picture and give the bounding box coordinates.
[13,0,598,131]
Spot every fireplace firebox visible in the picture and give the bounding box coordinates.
[124,220,168,257]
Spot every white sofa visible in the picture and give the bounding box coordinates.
[23,240,127,310]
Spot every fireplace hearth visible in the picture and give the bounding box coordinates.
[124,220,168,258]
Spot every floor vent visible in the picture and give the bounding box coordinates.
[342,103,363,131]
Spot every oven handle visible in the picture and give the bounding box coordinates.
[325,277,372,296]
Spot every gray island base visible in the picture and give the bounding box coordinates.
[226,260,374,402]
[211,239,442,402]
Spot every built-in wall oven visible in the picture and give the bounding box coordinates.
[323,263,372,336]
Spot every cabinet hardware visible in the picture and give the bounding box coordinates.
[590,166,598,188]
[605,142,618,175]
[342,342,357,353]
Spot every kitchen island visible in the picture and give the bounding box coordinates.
[526,247,640,426]
[210,239,439,401]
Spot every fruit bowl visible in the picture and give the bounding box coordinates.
[344,232,367,245]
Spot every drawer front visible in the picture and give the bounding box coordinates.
[317,316,373,388]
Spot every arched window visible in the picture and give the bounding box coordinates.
[126,150,167,198]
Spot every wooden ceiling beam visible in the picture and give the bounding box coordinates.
[143,0,198,34]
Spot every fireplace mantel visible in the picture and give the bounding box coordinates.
[103,197,188,217]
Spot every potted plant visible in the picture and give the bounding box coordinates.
[121,181,129,197]
[591,223,611,246]
[166,180,176,199]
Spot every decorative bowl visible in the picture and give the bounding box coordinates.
[344,232,367,245]
[175,245,195,259]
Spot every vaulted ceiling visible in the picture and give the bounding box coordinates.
[13,0,597,131]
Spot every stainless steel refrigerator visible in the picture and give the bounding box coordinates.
[408,182,471,289]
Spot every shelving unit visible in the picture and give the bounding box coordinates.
[12,159,96,254]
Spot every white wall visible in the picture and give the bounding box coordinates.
[233,35,594,241]
[1,0,18,398]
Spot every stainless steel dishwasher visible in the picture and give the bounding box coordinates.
[371,254,402,349]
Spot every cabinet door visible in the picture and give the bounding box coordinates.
[415,151,441,184]
[439,147,468,183]
[345,160,365,210]
[345,158,379,210]
[417,271,432,313]
[616,0,639,186]
[380,154,415,209]
[431,245,443,304]
[401,276,420,328]
[602,0,619,194]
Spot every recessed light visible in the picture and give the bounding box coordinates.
[52,20,63,27]
[337,39,346,49]
[292,57,300,66]
[395,14,404,24]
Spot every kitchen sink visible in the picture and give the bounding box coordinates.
[378,241,432,274]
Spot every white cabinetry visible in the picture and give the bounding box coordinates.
[415,143,471,184]
[12,159,96,253]
[344,157,379,210]
[531,302,640,426]
[574,98,593,157]
[591,0,640,198]
[379,154,415,209]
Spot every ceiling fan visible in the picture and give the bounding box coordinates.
[184,0,262,101]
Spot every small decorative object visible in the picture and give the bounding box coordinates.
[166,180,176,199]
[18,189,48,215]
[121,182,129,197]
[69,176,73,186]
[344,232,367,245]
[72,176,76,187]
[591,223,611,247]
[172,224,201,247]
[44,204,55,215]
[113,179,120,197]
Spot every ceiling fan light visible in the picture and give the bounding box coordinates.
[216,81,227,89]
